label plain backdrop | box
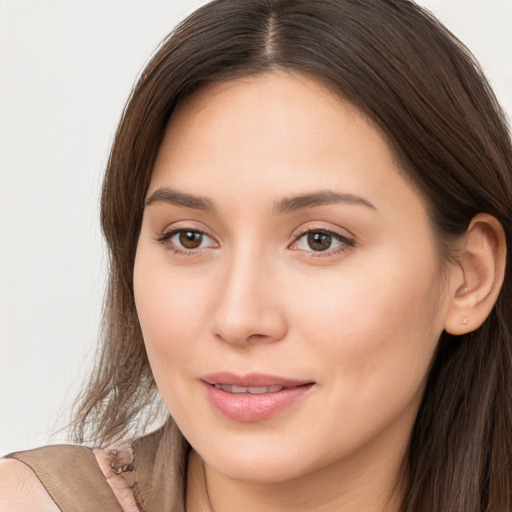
[1,0,511,455]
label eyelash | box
[156,227,355,257]
[290,228,355,257]
[156,228,216,256]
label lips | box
[202,372,316,422]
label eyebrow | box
[274,190,376,214]
[145,187,215,211]
[144,187,376,214]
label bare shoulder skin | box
[0,459,59,512]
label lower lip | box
[203,382,315,422]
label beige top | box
[5,427,185,512]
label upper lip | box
[202,372,313,388]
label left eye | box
[292,230,349,252]
[163,229,216,250]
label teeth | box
[232,385,249,394]
[214,384,284,394]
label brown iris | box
[307,231,333,251]
[179,230,203,249]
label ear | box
[444,213,507,335]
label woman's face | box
[134,72,456,483]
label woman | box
[1,0,511,511]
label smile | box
[202,373,316,422]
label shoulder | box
[0,458,59,511]
[0,444,123,512]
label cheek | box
[292,250,444,398]
[133,247,214,374]
[133,258,215,426]
[275,254,445,464]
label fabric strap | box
[6,422,187,512]
[8,445,122,512]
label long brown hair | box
[72,1,512,510]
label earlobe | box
[444,213,507,335]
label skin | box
[133,71,459,512]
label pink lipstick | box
[202,372,316,422]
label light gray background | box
[1,0,511,455]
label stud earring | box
[462,317,469,325]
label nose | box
[210,249,287,346]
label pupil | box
[179,230,202,249]
[307,232,332,251]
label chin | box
[192,432,332,484]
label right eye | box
[158,228,217,253]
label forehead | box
[152,72,395,186]
[147,71,429,229]
[167,72,380,146]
